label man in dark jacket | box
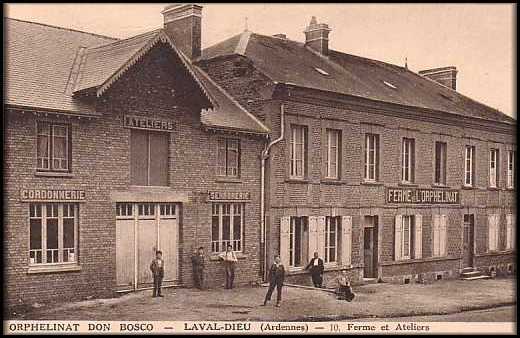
[150,250,165,297]
[191,247,205,290]
[304,252,324,288]
[262,255,285,307]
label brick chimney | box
[304,16,331,56]
[161,4,203,60]
[418,66,458,90]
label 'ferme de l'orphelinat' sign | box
[386,187,460,204]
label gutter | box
[260,102,285,281]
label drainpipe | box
[260,102,285,281]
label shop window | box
[434,142,447,185]
[489,148,499,188]
[325,129,341,179]
[211,203,244,253]
[401,138,415,184]
[130,129,169,186]
[217,138,240,177]
[29,203,78,265]
[36,122,71,172]
[290,125,307,179]
[364,134,379,182]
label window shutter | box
[512,215,516,249]
[488,214,496,251]
[432,215,440,257]
[394,215,402,261]
[308,216,318,261]
[341,216,352,267]
[280,217,291,268]
[506,214,512,250]
[414,214,423,259]
[317,216,326,259]
[440,215,447,256]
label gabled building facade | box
[197,16,516,286]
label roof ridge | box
[5,17,119,41]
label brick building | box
[4,5,269,310]
[3,4,516,311]
[198,15,517,285]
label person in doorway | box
[336,269,355,302]
[304,252,325,288]
[262,255,285,307]
[218,244,238,289]
[150,250,165,298]
[191,247,205,290]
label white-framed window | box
[402,215,413,259]
[464,145,475,186]
[211,203,243,253]
[217,138,240,177]
[130,129,169,186]
[487,213,500,252]
[432,214,448,257]
[394,214,422,260]
[507,150,515,189]
[489,148,499,188]
[326,129,341,179]
[289,216,308,267]
[29,203,78,265]
[290,125,307,179]
[37,122,71,172]
[506,214,515,250]
[401,138,415,183]
[434,142,447,185]
[365,134,379,181]
[325,216,339,263]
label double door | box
[116,203,178,290]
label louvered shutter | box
[488,214,496,251]
[414,214,423,259]
[433,215,440,257]
[440,214,448,256]
[317,216,326,259]
[512,215,516,249]
[280,217,291,268]
[394,215,403,261]
[341,216,352,267]
[308,216,318,261]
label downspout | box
[260,102,285,281]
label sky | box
[5,3,516,118]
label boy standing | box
[262,255,285,307]
[218,244,238,289]
[150,250,165,297]
[191,246,206,290]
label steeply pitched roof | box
[4,17,117,115]
[4,17,268,134]
[201,31,515,125]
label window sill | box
[215,177,243,184]
[34,171,74,178]
[461,185,476,190]
[285,178,310,184]
[27,263,81,274]
[431,183,450,189]
[380,255,460,266]
[506,187,515,191]
[488,186,500,191]
[476,250,516,257]
[320,179,346,185]
[361,180,384,186]
[209,252,249,262]
[398,182,418,187]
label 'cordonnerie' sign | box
[387,187,460,204]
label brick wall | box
[4,42,265,311]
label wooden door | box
[463,214,474,268]
[116,218,134,287]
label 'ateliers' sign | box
[387,187,460,204]
[20,189,86,202]
[124,115,175,132]
[207,191,251,202]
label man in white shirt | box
[218,244,238,289]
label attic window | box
[314,67,330,76]
[383,81,397,89]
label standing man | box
[304,252,324,288]
[191,247,205,290]
[262,255,285,307]
[150,250,164,298]
[218,244,238,289]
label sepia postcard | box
[2,3,516,335]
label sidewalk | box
[17,277,516,321]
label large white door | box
[116,202,179,290]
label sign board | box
[386,187,460,204]
[124,115,175,132]
[207,191,251,202]
[20,189,86,202]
